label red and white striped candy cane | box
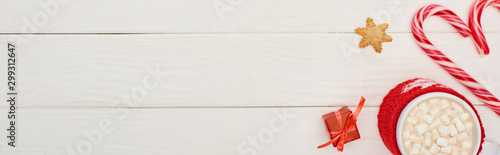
[412,4,500,115]
[469,0,500,56]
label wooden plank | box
[1,33,499,108]
[1,0,500,33]
[0,106,497,154]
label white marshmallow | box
[446,109,458,118]
[449,124,458,136]
[409,108,419,116]
[430,119,442,129]
[460,113,469,121]
[452,104,464,113]
[412,143,421,154]
[404,140,411,148]
[414,124,429,136]
[441,146,452,153]
[424,133,432,147]
[438,125,450,136]
[441,100,451,109]
[451,146,460,155]
[432,129,439,141]
[440,114,451,125]
[436,136,449,146]
[407,117,417,124]
[418,135,424,143]
[430,107,440,116]
[423,114,434,124]
[410,133,418,142]
[419,103,430,113]
[403,130,411,139]
[430,143,441,153]
[453,118,466,132]
[463,141,471,148]
[457,132,468,141]
[449,137,457,145]
[465,122,473,131]
[416,111,423,118]
[430,98,440,105]
[421,148,432,155]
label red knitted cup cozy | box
[377,78,485,155]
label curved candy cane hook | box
[412,4,500,116]
[469,0,500,56]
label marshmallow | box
[430,119,442,129]
[423,114,434,124]
[441,100,450,109]
[412,143,421,154]
[438,125,450,136]
[452,104,464,113]
[409,108,419,116]
[465,122,473,131]
[446,109,458,118]
[404,140,411,148]
[430,143,441,153]
[419,103,430,113]
[463,141,471,148]
[432,129,438,141]
[453,118,466,132]
[403,130,411,139]
[460,113,469,121]
[449,124,458,136]
[414,124,429,136]
[457,132,468,141]
[407,117,417,124]
[418,135,424,143]
[410,133,418,142]
[440,114,451,125]
[430,98,440,105]
[416,111,423,118]
[436,136,449,147]
[449,137,457,145]
[451,146,460,155]
[424,132,432,147]
[421,148,432,155]
[441,146,452,153]
[430,107,440,116]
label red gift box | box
[323,107,360,146]
[318,97,365,152]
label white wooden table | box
[1,0,499,154]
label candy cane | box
[412,4,500,115]
[469,0,500,56]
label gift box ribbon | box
[317,96,365,152]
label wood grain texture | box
[0,106,498,155]
[0,0,499,154]
[1,0,500,33]
[1,33,499,108]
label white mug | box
[395,92,500,155]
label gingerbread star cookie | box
[355,17,392,53]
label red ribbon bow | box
[317,96,365,152]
